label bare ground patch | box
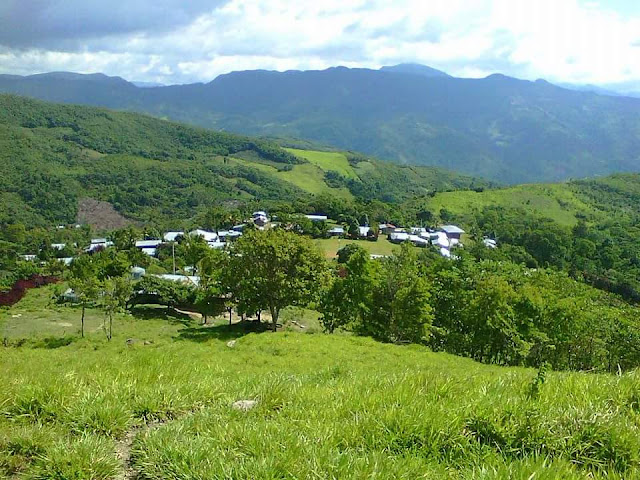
[77,198,133,232]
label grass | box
[2,287,640,478]
[285,148,358,179]
[426,183,598,227]
[315,235,399,258]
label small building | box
[232,224,247,232]
[51,243,66,251]
[430,232,450,249]
[358,226,370,238]
[389,232,410,244]
[153,274,200,287]
[306,214,328,222]
[408,234,429,247]
[209,241,225,249]
[164,231,184,242]
[135,240,162,249]
[328,226,344,237]
[483,238,497,249]
[410,227,427,235]
[440,225,465,240]
[378,224,397,235]
[188,229,218,243]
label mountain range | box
[0,65,639,184]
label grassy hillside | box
[2,286,640,478]
[0,95,484,229]
[2,68,639,183]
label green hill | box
[2,286,640,479]
[1,67,639,183]
[0,95,484,228]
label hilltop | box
[1,66,639,183]
[0,94,483,228]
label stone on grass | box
[232,399,258,411]
[226,340,236,348]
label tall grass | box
[1,288,640,478]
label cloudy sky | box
[0,0,638,88]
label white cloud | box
[0,0,637,86]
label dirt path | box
[113,407,204,479]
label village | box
[19,210,499,287]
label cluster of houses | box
[383,224,465,258]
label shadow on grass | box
[129,305,193,326]
[176,320,272,342]
[32,335,74,349]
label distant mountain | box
[558,81,640,99]
[132,81,166,88]
[0,66,639,184]
[379,63,450,78]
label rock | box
[226,340,236,348]
[125,338,135,345]
[232,399,258,411]
[143,340,153,345]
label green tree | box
[69,255,100,338]
[225,230,328,331]
[102,275,133,341]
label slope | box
[1,67,639,183]
[2,286,640,478]
[0,94,482,227]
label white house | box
[408,234,429,247]
[389,232,410,243]
[188,229,218,243]
[163,231,183,242]
[51,243,66,251]
[328,226,344,236]
[135,240,163,249]
[430,232,450,248]
[306,214,328,222]
[484,238,498,249]
[358,226,371,238]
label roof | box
[253,211,267,217]
[306,215,328,221]
[135,240,162,248]
[140,248,157,257]
[163,231,183,242]
[153,274,200,287]
[91,238,108,244]
[329,226,344,233]
[189,229,218,242]
[358,226,370,236]
[51,243,66,250]
[440,225,465,234]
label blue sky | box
[0,0,638,90]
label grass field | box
[285,148,358,179]
[315,235,399,258]
[425,183,597,227]
[2,287,640,479]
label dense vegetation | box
[0,94,482,229]
[1,67,639,183]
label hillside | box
[0,95,482,228]
[1,67,639,183]
[2,286,640,478]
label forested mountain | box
[0,94,482,228]
[1,66,639,183]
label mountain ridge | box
[1,66,639,183]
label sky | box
[0,0,638,89]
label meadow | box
[2,286,640,479]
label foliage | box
[224,230,329,329]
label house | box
[209,241,225,249]
[358,226,370,238]
[252,211,268,227]
[86,239,113,253]
[483,238,498,249]
[163,231,183,242]
[410,227,427,235]
[306,215,328,222]
[232,224,247,232]
[135,240,162,249]
[378,224,397,235]
[389,232,410,244]
[440,225,465,240]
[328,226,344,237]
[430,232,450,248]
[153,274,200,287]
[51,243,66,251]
[408,235,429,247]
[91,238,108,245]
[188,229,218,243]
[21,255,38,261]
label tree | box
[225,230,329,331]
[197,249,228,324]
[69,255,100,338]
[102,275,133,341]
